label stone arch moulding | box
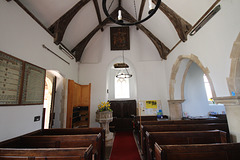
[227,32,240,96]
[169,54,217,101]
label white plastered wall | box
[78,26,169,127]
[166,0,240,98]
[0,1,78,141]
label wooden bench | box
[34,128,105,136]
[0,129,104,160]
[10,134,100,160]
[136,119,227,143]
[35,128,105,160]
[28,128,105,160]
[140,123,229,157]
[133,115,168,134]
[146,130,227,160]
[0,144,93,160]
[154,142,240,160]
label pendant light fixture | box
[114,51,132,78]
[102,0,162,26]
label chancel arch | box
[169,54,216,101]
[168,54,217,119]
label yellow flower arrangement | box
[97,101,112,112]
[209,98,215,104]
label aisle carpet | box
[109,131,141,160]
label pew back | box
[36,128,104,136]
[0,145,93,160]
[22,134,100,160]
[0,134,101,160]
[155,142,240,160]
[21,134,100,147]
[136,119,227,144]
[146,130,227,160]
[141,123,229,157]
[34,128,105,160]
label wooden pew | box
[133,115,168,134]
[140,123,229,157]
[0,144,93,160]
[0,133,103,160]
[34,128,105,136]
[29,128,105,160]
[19,134,101,160]
[146,130,227,160]
[136,119,227,143]
[37,128,105,160]
[154,142,240,160]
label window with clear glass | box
[115,77,130,99]
[203,74,213,102]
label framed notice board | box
[0,52,23,105]
[0,51,46,106]
[21,62,46,105]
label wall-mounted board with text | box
[0,51,46,106]
[137,100,162,116]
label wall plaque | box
[0,51,46,106]
[0,51,23,105]
[21,62,46,105]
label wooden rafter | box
[93,0,104,31]
[153,0,192,42]
[73,7,170,61]
[121,7,170,59]
[72,11,116,62]
[71,19,111,61]
[48,0,91,45]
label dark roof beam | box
[49,0,91,45]
[153,0,192,42]
[73,7,170,62]
[120,6,170,59]
[72,12,115,62]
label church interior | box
[1,0,240,159]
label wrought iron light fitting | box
[102,0,162,26]
[114,51,132,78]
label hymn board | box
[0,51,46,105]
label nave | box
[1,115,240,160]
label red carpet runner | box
[110,131,141,160]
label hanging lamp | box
[114,51,132,78]
[102,0,162,26]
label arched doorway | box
[43,72,56,129]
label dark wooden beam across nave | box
[6,0,192,62]
[48,0,91,45]
[73,6,170,61]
